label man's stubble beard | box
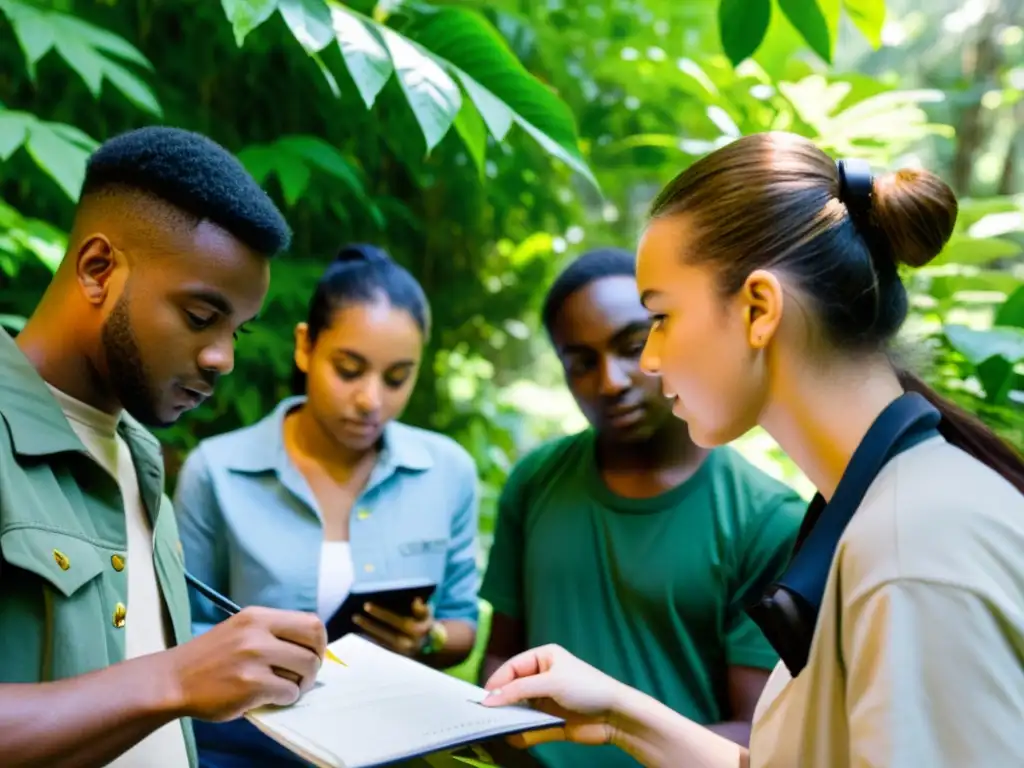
[100,290,169,428]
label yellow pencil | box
[184,571,348,667]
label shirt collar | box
[0,328,97,457]
[0,329,162,461]
[223,396,433,474]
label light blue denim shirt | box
[173,396,480,635]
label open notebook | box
[245,634,564,768]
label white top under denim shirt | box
[173,396,481,636]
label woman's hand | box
[480,644,631,748]
[354,597,434,657]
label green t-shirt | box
[480,430,805,768]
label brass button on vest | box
[52,550,70,571]
[112,602,127,629]
[111,554,125,572]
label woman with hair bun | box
[480,133,1024,768]
[175,244,480,767]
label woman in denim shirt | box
[174,244,480,767]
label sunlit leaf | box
[453,95,488,179]
[931,235,1020,267]
[778,0,832,63]
[405,7,593,186]
[378,25,462,153]
[842,0,886,48]
[221,0,278,46]
[718,0,771,66]
[944,324,1024,403]
[944,325,1024,366]
[278,0,334,52]
[329,2,393,108]
[996,286,1024,330]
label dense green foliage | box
[1,0,1022,542]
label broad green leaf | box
[944,325,1024,366]
[0,1,55,78]
[453,96,488,179]
[405,8,593,186]
[944,325,1024,404]
[221,0,279,46]
[0,111,98,200]
[237,145,277,184]
[778,0,832,63]
[0,199,66,272]
[24,120,95,200]
[456,72,513,142]
[718,0,771,66]
[842,0,886,48]
[996,285,1024,329]
[0,4,160,114]
[329,3,393,108]
[0,112,28,160]
[378,25,461,153]
[51,13,152,70]
[100,60,164,117]
[931,235,1020,267]
[928,273,1024,301]
[53,36,105,95]
[275,135,367,196]
[275,155,312,207]
[278,0,334,53]
[239,136,370,206]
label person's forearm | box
[0,654,181,767]
[708,721,752,747]
[422,619,475,669]
[610,686,747,768]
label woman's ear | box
[741,269,784,350]
[293,322,311,373]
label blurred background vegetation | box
[1,0,1022,559]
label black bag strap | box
[747,393,942,677]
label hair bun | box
[871,168,958,269]
[333,243,393,266]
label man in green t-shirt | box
[479,248,805,768]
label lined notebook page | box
[246,635,562,768]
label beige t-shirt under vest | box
[49,386,190,768]
[749,435,1024,767]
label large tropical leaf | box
[217,0,595,186]
[403,7,594,186]
[0,0,161,117]
[238,134,372,207]
[0,110,99,200]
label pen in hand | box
[184,571,346,666]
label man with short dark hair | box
[480,248,805,768]
[0,126,327,767]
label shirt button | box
[52,550,70,571]
[111,554,125,572]
[357,508,371,521]
[112,602,127,629]
[363,563,375,573]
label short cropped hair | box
[82,126,292,255]
[541,247,637,334]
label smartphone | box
[325,577,437,642]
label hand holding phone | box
[324,578,438,654]
[355,595,434,656]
